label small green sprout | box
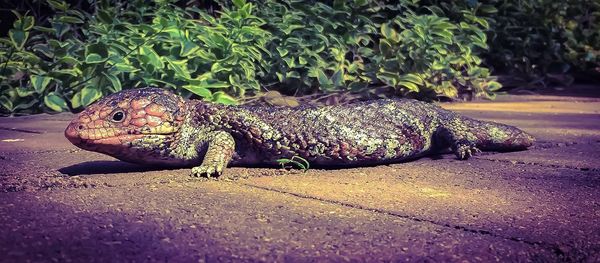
[276,156,310,172]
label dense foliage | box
[0,0,498,115]
[4,0,598,115]
[486,0,600,83]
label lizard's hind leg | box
[435,115,535,160]
[435,118,481,160]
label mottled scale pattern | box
[65,88,535,177]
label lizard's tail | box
[463,118,535,151]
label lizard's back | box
[207,99,532,166]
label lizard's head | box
[65,87,187,161]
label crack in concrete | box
[0,149,79,156]
[235,182,574,259]
[474,156,599,172]
[0,127,44,134]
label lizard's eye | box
[111,110,125,122]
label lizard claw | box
[454,141,480,160]
[191,165,223,178]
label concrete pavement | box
[1,95,599,262]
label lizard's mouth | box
[65,122,173,148]
[68,133,173,157]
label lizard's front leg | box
[191,131,235,178]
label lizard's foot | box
[191,165,223,178]
[453,140,481,160]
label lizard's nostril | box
[78,125,84,130]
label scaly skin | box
[65,88,535,177]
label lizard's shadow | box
[59,152,454,176]
[59,161,179,176]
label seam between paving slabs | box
[233,181,572,258]
[473,140,600,172]
[474,157,599,172]
[0,127,44,134]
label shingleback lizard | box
[65,87,535,177]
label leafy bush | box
[447,0,600,83]
[0,0,270,114]
[256,0,498,99]
[0,0,497,115]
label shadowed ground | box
[0,94,599,262]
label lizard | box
[64,87,535,177]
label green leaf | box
[298,56,307,65]
[282,24,305,35]
[102,72,122,92]
[17,51,41,64]
[113,63,138,72]
[378,39,392,56]
[50,69,80,77]
[398,81,419,92]
[276,47,289,57]
[358,47,374,57]
[140,45,164,69]
[377,71,399,87]
[195,80,230,89]
[9,29,28,50]
[348,82,368,91]
[47,0,69,11]
[232,0,246,8]
[381,23,399,43]
[180,40,199,57]
[14,16,35,31]
[10,10,22,20]
[183,85,212,99]
[16,87,36,97]
[165,58,191,79]
[353,0,368,6]
[432,30,453,42]
[282,57,295,68]
[33,26,56,34]
[314,24,324,33]
[44,92,68,112]
[276,156,310,172]
[79,86,103,107]
[58,15,84,24]
[85,53,105,63]
[59,56,78,65]
[316,69,331,86]
[30,75,53,93]
[399,73,422,85]
[212,92,237,105]
[479,5,498,14]
[13,99,39,111]
[331,69,344,87]
[97,10,113,24]
[86,43,109,59]
[31,44,54,58]
[487,81,502,91]
[0,96,13,111]
[286,71,301,79]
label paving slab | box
[1,182,562,262]
[477,142,600,171]
[1,96,599,261]
[450,111,600,144]
[443,99,600,114]
[0,113,74,153]
[238,159,600,256]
